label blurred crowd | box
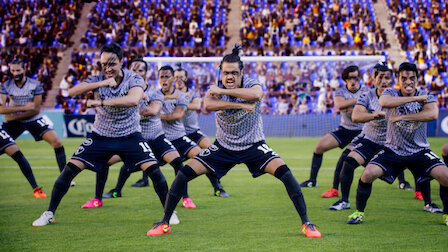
[0,0,82,47]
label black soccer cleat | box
[300,179,318,188]
[102,189,122,199]
[131,179,150,187]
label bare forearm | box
[6,110,39,121]
[140,105,161,116]
[204,98,245,111]
[220,88,262,101]
[0,106,31,114]
[399,110,438,122]
[160,112,183,121]
[379,96,417,108]
[335,98,357,110]
[103,96,140,107]
[352,111,375,123]
[69,81,104,96]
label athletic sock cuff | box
[345,156,360,168]
[67,162,82,173]
[144,163,160,175]
[11,151,24,162]
[359,179,372,188]
[274,165,290,179]
[181,165,198,180]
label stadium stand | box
[84,0,229,50]
[0,0,83,47]
[240,0,387,52]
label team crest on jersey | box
[209,144,218,151]
[83,138,93,146]
[75,146,85,155]
[199,148,211,157]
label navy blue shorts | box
[194,140,281,179]
[352,138,383,166]
[330,126,362,149]
[369,148,445,184]
[187,129,207,144]
[348,133,364,147]
[71,132,157,173]
[1,117,52,141]
[147,134,177,165]
[171,136,198,160]
[0,129,16,154]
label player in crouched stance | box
[147,46,321,238]
[347,62,448,226]
[32,44,169,227]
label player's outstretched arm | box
[204,91,255,113]
[379,94,428,108]
[389,102,438,123]
[87,86,143,108]
[352,104,385,123]
[208,85,263,101]
[3,94,41,121]
[140,100,162,117]
[160,105,187,121]
[69,78,117,97]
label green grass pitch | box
[0,137,447,251]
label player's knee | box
[361,167,380,183]
[51,139,63,149]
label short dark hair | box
[398,62,418,78]
[174,63,188,78]
[10,58,25,68]
[174,68,188,78]
[159,65,174,75]
[374,65,393,78]
[129,58,148,72]
[220,44,243,70]
[341,65,359,81]
[100,43,123,60]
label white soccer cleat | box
[169,211,180,225]
[329,200,351,211]
[32,211,55,227]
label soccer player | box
[346,62,448,226]
[157,65,203,209]
[300,65,368,197]
[0,97,46,198]
[32,43,170,226]
[330,65,441,213]
[99,61,191,213]
[147,46,321,238]
[174,67,230,197]
[0,59,67,180]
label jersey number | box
[0,130,11,139]
[257,144,278,156]
[424,151,440,160]
[139,142,152,152]
[37,118,48,127]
